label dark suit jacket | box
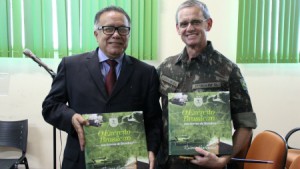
[42,48,162,169]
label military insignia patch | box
[192,82,221,90]
[161,75,179,87]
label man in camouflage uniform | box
[155,0,257,169]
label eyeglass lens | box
[101,26,130,35]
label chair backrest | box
[285,127,300,169]
[244,130,287,169]
[285,127,300,149]
[0,119,28,154]
[289,155,300,169]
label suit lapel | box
[85,50,108,97]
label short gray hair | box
[94,6,131,30]
[175,0,211,24]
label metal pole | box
[54,127,56,169]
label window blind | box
[0,0,158,60]
[237,0,300,63]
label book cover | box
[83,111,149,169]
[168,91,232,156]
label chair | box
[0,119,29,169]
[285,127,300,169]
[289,155,300,169]
[243,130,287,169]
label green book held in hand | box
[168,91,233,156]
[83,111,149,169]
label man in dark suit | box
[42,6,162,169]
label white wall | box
[0,0,299,168]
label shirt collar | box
[98,48,124,65]
[175,41,214,65]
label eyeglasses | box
[178,19,207,28]
[97,26,130,35]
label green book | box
[83,111,149,169]
[168,91,232,156]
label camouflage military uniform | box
[155,41,257,169]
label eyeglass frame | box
[178,19,208,29]
[97,26,131,35]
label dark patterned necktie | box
[105,60,118,95]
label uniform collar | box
[175,41,214,65]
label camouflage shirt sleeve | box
[229,66,257,129]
